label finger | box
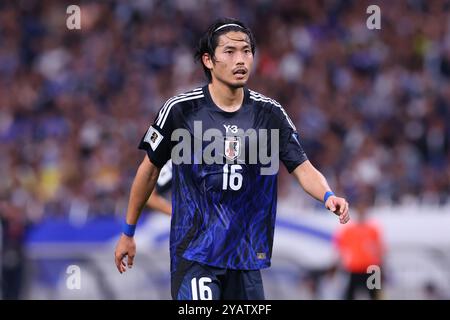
[340,210,350,224]
[341,204,348,218]
[115,254,124,273]
[127,254,135,268]
[340,201,346,214]
[343,202,349,216]
[327,200,336,212]
[339,201,347,215]
[117,252,128,273]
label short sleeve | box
[138,102,176,168]
[275,106,308,173]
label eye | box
[244,49,251,54]
[225,51,233,54]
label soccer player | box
[114,18,350,300]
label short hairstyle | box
[194,17,256,82]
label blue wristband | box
[323,191,335,204]
[123,222,136,237]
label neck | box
[208,81,244,112]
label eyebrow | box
[221,44,251,50]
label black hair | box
[194,17,256,82]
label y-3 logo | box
[223,124,238,133]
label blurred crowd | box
[1,0,449,224]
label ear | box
[202,53,214,70]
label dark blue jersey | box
[155,159,172,195]
[139,85,307,271]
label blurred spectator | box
[334,195,384,300]
[422,281,447,300]
[300,264,347,300]
[0,199,28,299]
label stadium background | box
[0,0,449,299]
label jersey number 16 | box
[222,164,242,190]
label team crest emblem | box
[224,136,241,161]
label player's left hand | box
[325,196,350,224]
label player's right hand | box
[114,234,136,273]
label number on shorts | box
[191,277,212,300]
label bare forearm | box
[292,160,332,202]
[126,156,160,225]
[293,160,350,223]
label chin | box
[229,80,247,89]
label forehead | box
[216,31,251,47]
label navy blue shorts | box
[171,257,265,300]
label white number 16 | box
[222,164,243,190]
[191,277,212,300]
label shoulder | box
[248,89,296,130]
[248,89,283,108]
[155,87,204,127]
[163,87,205,110]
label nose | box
[235,51,247,65]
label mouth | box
[233,68,248,77]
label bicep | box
[139,155,161,183]
[291,160,314,181]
